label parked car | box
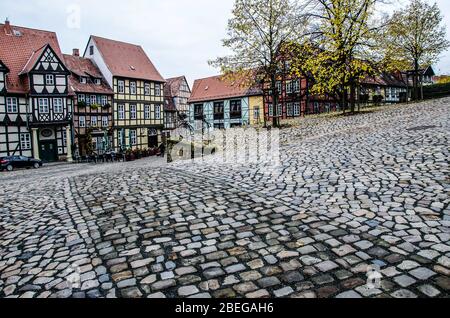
[0,156,43,172]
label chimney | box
[4,18,12,35]
[73,48,80,57]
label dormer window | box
[94,78,101,85]
[80,77,87,84]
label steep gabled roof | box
[87,35,165,83]
[0,22,64,93]
[63,54,114,95]
[164,76,190,97]
[189,74,262,103]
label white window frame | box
[20,133,31,150]
[102,116,109,127]
[95,79,101,85]
[287,103,293,116]
[268,104,273,117]
[118,104,125,120]
[130,81,137,95]
[118,80,125,94]
[155,104,161,120]
[130,104,137,120]
[78,94,85,102]
[144,83,151,96]
[6,97,18,113]
[130,129,137,146]
[294,103,300,116]
[91,116,98,127]
[253,106,260,121]
[101,96,108,106]
[80,77,87,84]
[155,84,161,97]
[90,95,97,106]
[53,98,63,113]
[277,104,282,117]
[286,81,293,94]
[144,104,150,119]
[45,74,55,85]
[293,80,300,93]
[79,116,86,128]
[38,98,49,113]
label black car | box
[0,156,43,172]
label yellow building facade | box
[249,95,264,126]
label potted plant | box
[78,101,87,108]
[103,103,111,109]
[91,103,100,110]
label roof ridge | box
[91,35,141,48]
[0,23,57,35]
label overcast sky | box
[1,0,449,86]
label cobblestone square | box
[0,99,449,298]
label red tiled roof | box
[0,23,64,93]
[164,76,189,112]
[189,74,262,103]
[63,54,114,95]
[90,36,165,83]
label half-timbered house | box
[163,76,191,136]
[0,20,73,162]
[64,50,114,157]
[188,75,263,132]
[83,36,165,151]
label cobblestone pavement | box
[0,99,449,298]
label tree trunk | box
[271,74,279,128]
[413,59,419,101]
[350,82,356,114]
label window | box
[89,45,94,55]
[91,116,98,127]
[38,98,49,113]
[90,95,97,106]
[214,101,224,120]
[45,74,54,85]
[268,104,273,117]
[194,104,203,119]
[102,116,109,127]
[155,104,161,120]
[144,83,150,96]
[130,82,137,95]
[130,129,137,146]
[63,131,67,146]
[20,133,31,150]
[294,103,300,116]
[276,81,282,94]
[79,116,86,127]
[118,80,125,94]
[78,94,85,102]
[293,80,300,92]
[286,81,293,94]
[230,100,242,119]
[277,104,282,117]
[287,103,293,116]
[95,79,101,85]
[53,98,63,113]
[155,84,161,96]
[144,105,150,119]
[101,96,108,106]
[253,107,260,121]
[80,77,87,84]
[118,104,125,120]
[130,105,137,120]
[6,97,18,113]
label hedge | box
[423,82,450,99]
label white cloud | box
[1,0,449,87]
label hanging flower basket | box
[90,103,101,110]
